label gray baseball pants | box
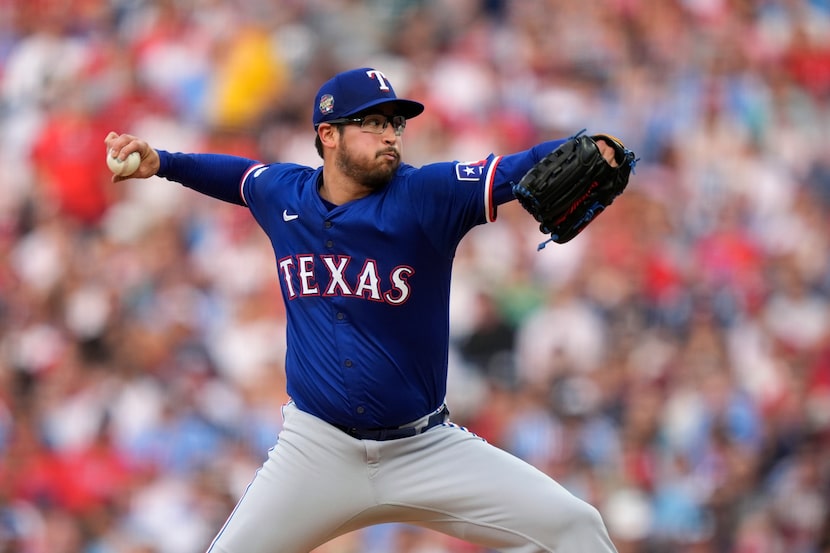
[206,402,618,553]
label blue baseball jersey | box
[157,139,565,428]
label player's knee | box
[547,497,610,543]
[570,501,607,534]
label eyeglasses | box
[326,114,407,136]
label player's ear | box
[317,123,340,150]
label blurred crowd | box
[1,0,830,552]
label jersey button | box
[344,359,353,367]
[356,406,365,414]
[336,312,345,320]
[324,221,332,229]
[325,240,333,248]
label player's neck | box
[319,168,372,206]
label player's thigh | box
[207,404,374,553]
[379,426,613,552]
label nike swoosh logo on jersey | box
[283,210,299,222]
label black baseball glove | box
[512,131,637,249]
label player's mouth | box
[378,149,399,162]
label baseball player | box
[105,67,621,553]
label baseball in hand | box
[107,151,141,176]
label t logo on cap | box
[366,70,391,91]
[313,68,424,129]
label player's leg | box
[205,402,377,553]
[374,424,618,553]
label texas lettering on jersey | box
[277,254,414,305]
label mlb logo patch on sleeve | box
[455,160,487,182]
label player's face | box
[334,111,402,192]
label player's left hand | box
[512,131,637,247]
[594,138,620,167]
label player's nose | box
[381,125,398,141]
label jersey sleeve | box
[415,138,569,215]
[405,139,568,256]
[406,156,499,251]
[156,150,259,206]
[239,162,314,210]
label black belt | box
[334,405,449,441]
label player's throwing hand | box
[103,132,159,183]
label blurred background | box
[0,0,829,552]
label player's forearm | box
[156,150,258,206]
[491,139,567,205]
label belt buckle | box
[414,404,448,435]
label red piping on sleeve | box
[483,156,502,222]
[239,163,266,206]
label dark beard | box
[336,142,399,192]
